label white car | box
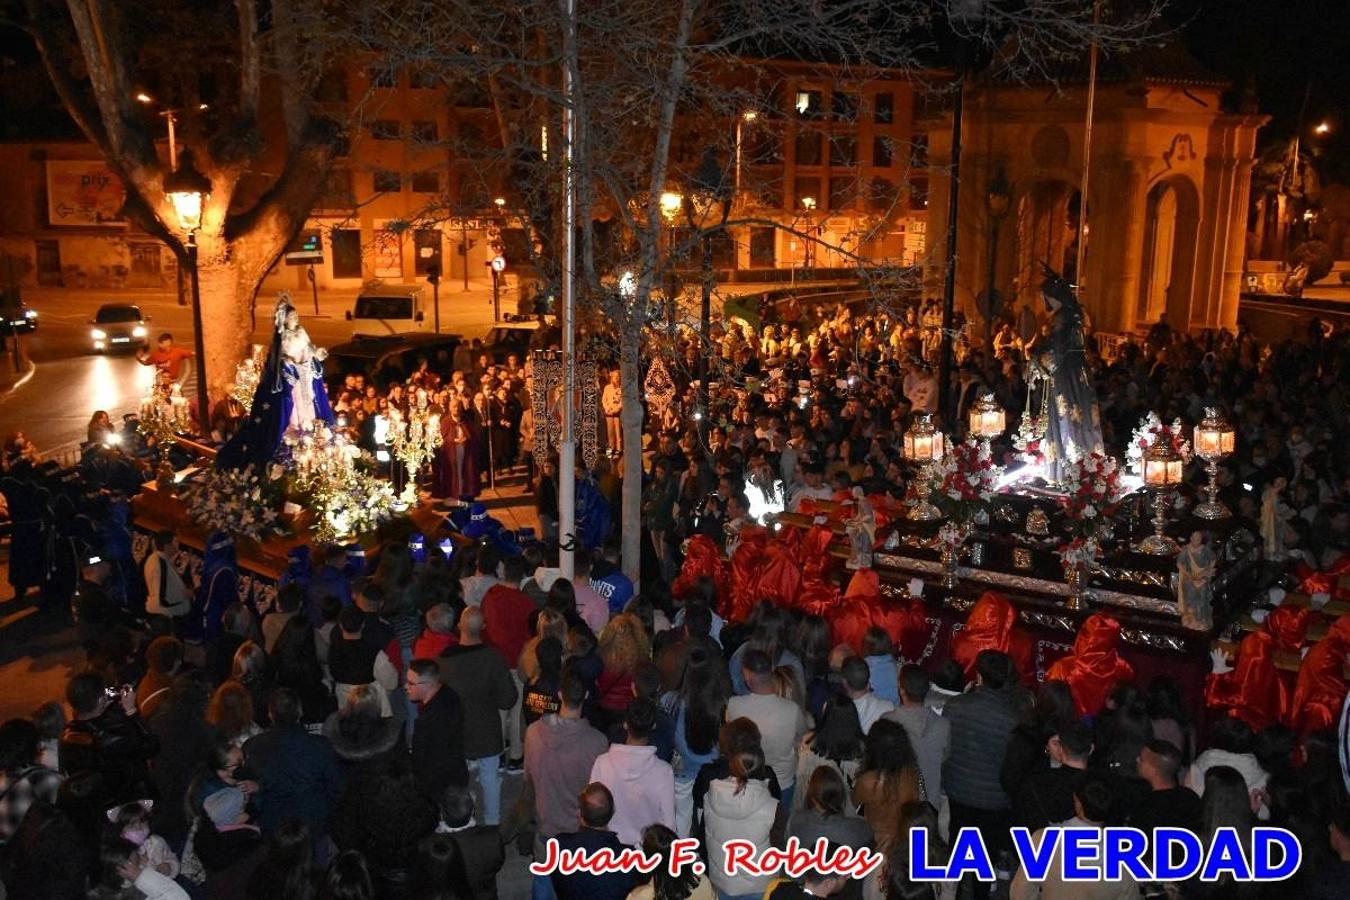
[90,304,151,353]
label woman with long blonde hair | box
[595,613,652,727]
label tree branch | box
[236,0,261,122]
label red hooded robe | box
[1288,614,1350,734]
[949,592,1034,684]
[1045,613,1136,717]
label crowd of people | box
[1,528,1348,900]
[2,295,1350,899]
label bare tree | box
[20,0,345,399]
[340,0,1164,583]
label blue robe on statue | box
[216,323,335,472]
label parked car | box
[90,304,150,353]
[481,315,553,364]
[0,302,38,334]
[325,332,463,387]
[345,289,427,337]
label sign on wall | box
[46,160,128,227]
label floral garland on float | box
[283,422,401,545]
[1055,452,1126,609]
[1126,412,1192,475]
[182,465,287,544]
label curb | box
[0,361,35,397]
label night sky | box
[1170,0,1350,178]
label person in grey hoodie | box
[588,697,674,846]
[523,671,609,864]
[884,665,951,813]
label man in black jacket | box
[241,688,342,837]
[550,783,639,900]
[58,671,159,809]
[406,657,469,794]
[439,784,505,900]
[439,606,516,826]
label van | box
[345,289,426,337]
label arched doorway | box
[1015,179,1083,308]
[1137,176,1200,327]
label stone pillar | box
[1219,158,1256,330]
[1104,158,1150,335]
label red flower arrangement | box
[932,437,1002,524]
[1058,452,1125,541]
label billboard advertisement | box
[46,159,127,227]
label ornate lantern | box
[902,414,946,521]
[968,392,1006,452]
[1138,441,1183,554]
[1192,408,1235,520]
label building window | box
[873,92,894,124]
[744,130,781,165]
[319,169,354,209]
[911,133,928,168]
[829,176,856,210]
[411,121,439,143]
[316,70,348,103]
[458,122,488,157]
[869,177,898,211]
[794,131,822,167]
[369,120,401,141]
[829,136,856,167]
[872,136,893,168]
[373,169,401,193]
[832,91,857,122]
[793,176,822,210]
[409,68,440,90]
[333,131,351,158]
[367,67,398,89]
[749,227,776,268]
[909,176,928,209]
[794,89,823,119]
[410,170,441,193]
[331,229,363,278]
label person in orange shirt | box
[136,332,194,381]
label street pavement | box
[0,279,512,452]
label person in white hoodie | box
[589,696,674,846]
[705,745,781,900]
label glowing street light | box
[1314,121,1331,135]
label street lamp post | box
[734,110,757,194]
[686,148,733,442]
[164,150,212,435]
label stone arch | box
[1138,174,1201,327]
[1015,178,1084,309]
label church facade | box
[925,48,1267,338]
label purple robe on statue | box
[434,416,480,499]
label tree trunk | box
[195,234,273,403]
[619,320,644,586]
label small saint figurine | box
[845,486,877,570]
[1261,476,1294,562]
[1175,530,1217,631]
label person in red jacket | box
[412,604,458,661]
[481,555,535,768]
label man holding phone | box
[59,671,160,809]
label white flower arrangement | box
[1127,412,1193,474]
[937,522,968,548]
[1057,537,1101,568]
[183,466,286,543]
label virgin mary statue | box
[1027,265,1103,482]
[216,293,335,471]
